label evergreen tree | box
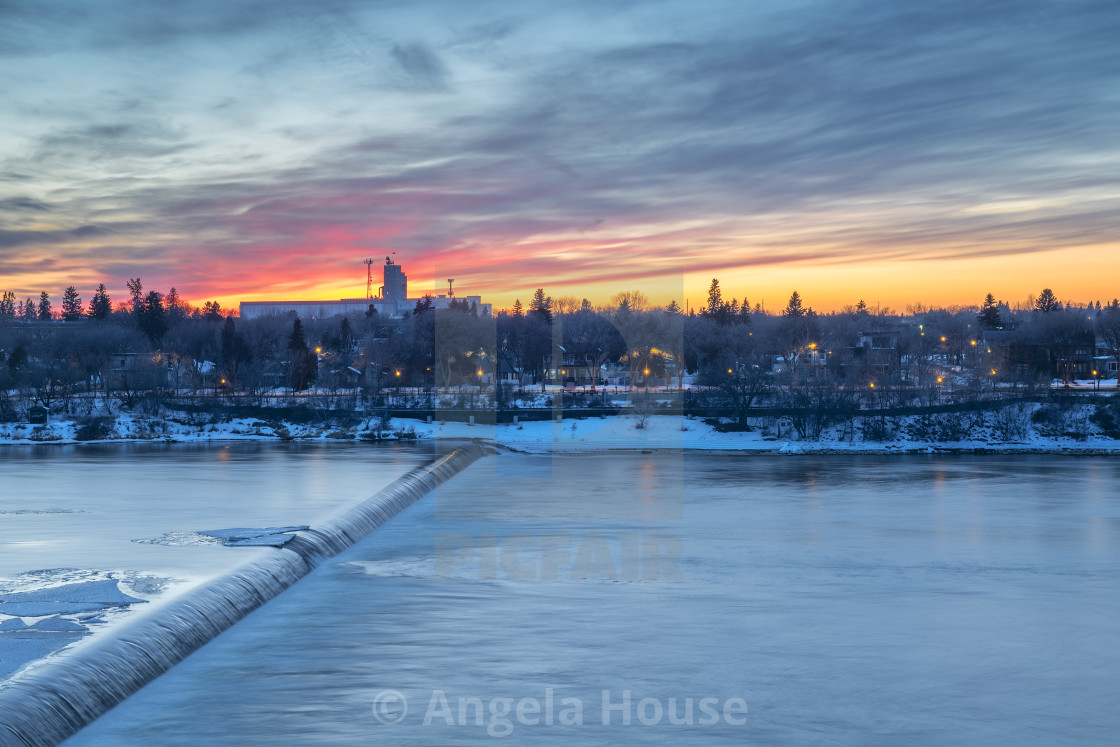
[339,317,353,351]
[21,298,36,321]
[706,279,722,317]
[529,288,552,323]
[138,290,167,343]
[580,298,593,312]
[166,287,187,321]
[288,317,308,352]
[7,343,26,371]
[413,295,433,314]
[0,291,15,318]
[783,291,806,317]
[88,284,112,320]
[1034,288,1061,313]
[202,301,223,320]
[978,293,1002,329]
[287,318,316,390]
[61,286,83,321]
[126,278,144,314]
[37,291,52,320]
[511,299,524,317]
[855,299,868,315]
[665,299,682,315]
[220,316,238,363]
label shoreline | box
[2,412,1118,456]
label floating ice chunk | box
[133,531,223,547]
[224,534,299,547]
[30,618,88,633]
[198,526,308,542]
[0,579,145,607]
[0,580,147,616]
[0,602,105,616]
[0,618,29,631]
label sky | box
[2,0,1119,314]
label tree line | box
[2,277,1119,428]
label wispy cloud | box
[1,0,1118,304]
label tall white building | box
[239,257,490,319]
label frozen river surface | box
[36,451,1120,745]
[0,442,432,679]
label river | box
[49,450,1120,745]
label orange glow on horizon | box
[9,240,1117,316]
[209,241,1119,314]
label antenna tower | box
[448,279,455,298]
[364,258,374,299]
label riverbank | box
[2,407,1118,454]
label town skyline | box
[2,264,1116,320]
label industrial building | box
[239,257,491,320]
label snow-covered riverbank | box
[2,404,1118,454]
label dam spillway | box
[0,443,489,747]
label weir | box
[0,442,489,747]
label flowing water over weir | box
[0,443,489,747]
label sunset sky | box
[2,0,1119,314]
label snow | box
[1,398,1117,454]
[403,410,1120,455]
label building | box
[239,257,491,320]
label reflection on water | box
[66,454,1120,746]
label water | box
[50,454,1120,744]
[0,444,486,746]
[0,442,434,687]
[0,442,434,582]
